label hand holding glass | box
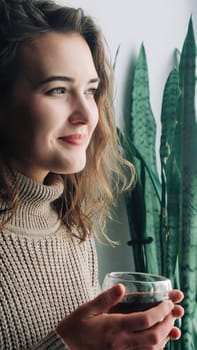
[102,272,172,313]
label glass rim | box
[106,272,171,284]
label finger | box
[120,300,174,332]
[123,313,174,349]
[169,290,184,303]
[169,326,181,340]
[78,283,125,317]
[172,304,184,318]
[134,339,168,350]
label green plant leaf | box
[159,68,181,277]
[113,45,121,71]
[118,129,161,202]
[177,17,197,349]
[130,44,158,172]
[160,68,180,162]
[129,44,161,274]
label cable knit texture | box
[0,172,100,349]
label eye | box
[46,87,68,95]
[85,88,98,96]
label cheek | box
[27,98,67,133]
[16,99,58,138]
[91,104,99,130]
[87,117,98,147]
[1,101,51,152]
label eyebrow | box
[36,75,100,86]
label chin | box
[60,159,87,175]
[72,164,86,174]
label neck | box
[0,171,64,238]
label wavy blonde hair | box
[0,0,136,240]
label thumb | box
[81,284,125,317]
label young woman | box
[0,0,184,349]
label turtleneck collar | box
[1,171,65,238]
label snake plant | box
[119,18,197,349]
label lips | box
[59,134,84,146]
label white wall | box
[58,0,197,283]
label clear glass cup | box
[102,272,172,313]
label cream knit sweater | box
[0,172,100,349]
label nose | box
[68,93,98,125]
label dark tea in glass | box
[102,272,172,313]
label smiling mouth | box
[58,134,84,146]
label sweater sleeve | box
[31,331,70,350]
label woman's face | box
[0,32,99,183]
